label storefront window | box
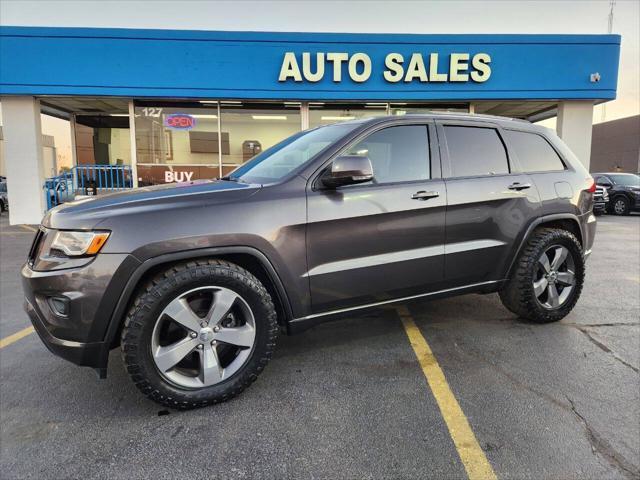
[134,103,220,185]
[219,102,301,177]
[75,115,130,166]
[308,103,388,128]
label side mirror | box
[321,155,373,189]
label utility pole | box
[602,0,616,123]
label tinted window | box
[504,130,565,172]
[609,174,640,186]
[444,126,509,177]
[345,125,430,183]
[230,123,359,184]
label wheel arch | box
[101,246,293,358]
[505,213,584,280]
[610,193,630,210]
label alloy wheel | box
[614,199,627,215]
[533,245,576,309]
[151,286,256,389]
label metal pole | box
[217,102,223,179]
[602,0,616,123]
[128,100,139,187]
[301,102,310,130]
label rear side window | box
[444,126,509,177]
[504,130,565,172]
[345,125,430,184]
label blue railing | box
[74,165,133,193]
[44,164,133,210]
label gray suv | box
[22,114,597,408]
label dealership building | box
[0,27,621,224]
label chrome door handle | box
[411,190,440,200]
[508,182,532,191]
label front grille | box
[27,228,45,267]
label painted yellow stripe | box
[0,326,35,349]
[19,224,38,233]
[397,306,497,480]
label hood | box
[43,179,260,230]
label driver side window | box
[345,125,430,184]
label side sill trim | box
[291,280,500,323]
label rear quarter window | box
[504,130,565,172]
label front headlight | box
[50,230,110,256]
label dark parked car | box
[22,114,597,408]
[593,173,640,215]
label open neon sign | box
[164,114,196,130]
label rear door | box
[306,122,447,314]
[437,120,541,286]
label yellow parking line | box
[0,326,35,349]
[397,305,497,480]
[19,224,37,233]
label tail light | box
[586,178,597,193]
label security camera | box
[590,72,601,83]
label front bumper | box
[593,201,608,213]
[21,253,140,369]
[24,297,105,368]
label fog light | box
[48,296,70,317]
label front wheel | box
[499,228,585,323]
[121,259,278,409]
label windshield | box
[228,123,359,184]
[610,174,640,186]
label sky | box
[1,0,639,167]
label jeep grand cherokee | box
[22,114,597,408]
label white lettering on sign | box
[165,171,194,183]
[278,52,491,83]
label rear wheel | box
[611,196,630,215]
[499,228,584,323]
[121,259,278,409]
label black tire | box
[121,259,278,409]
[610,196,630,216]
[499,228,585,323]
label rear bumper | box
[583,213,597,259]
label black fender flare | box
[504,213,584,281]
[98,246,293,368]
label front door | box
[306,123,447,314]
[437,121,542,286]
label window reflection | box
[220,102,301,177]
[134,104,220,185]
[309,103,387,128]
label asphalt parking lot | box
[1,213,639,480]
